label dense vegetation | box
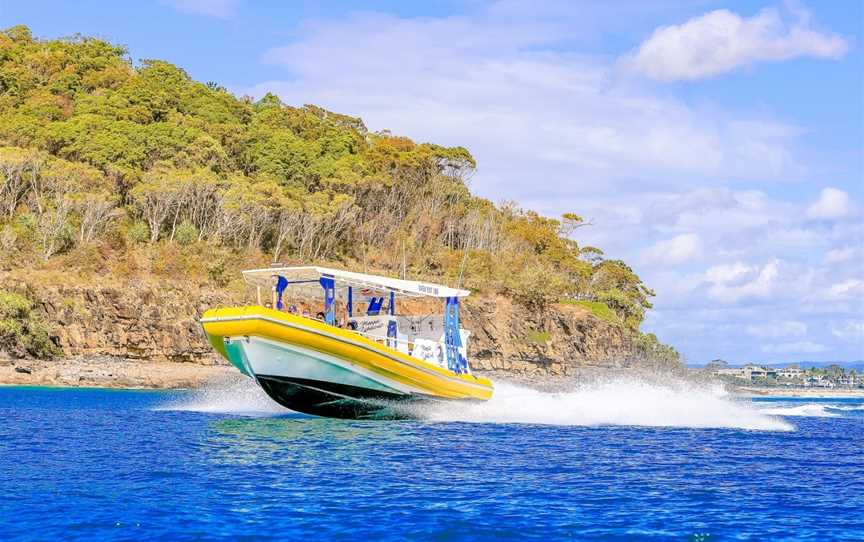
[0,26,677,362]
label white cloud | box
[832,321,864,341]
[644,233,701,264]
[620,6,848,81]
[826,279,864,300]
[160,0,238,18]
[704,261,757,286]
[245,4,861,364]
[824,246,858,264]
[250,9,804,198]
[763,341,828,354]
[806,187,853,220]
[747,321,808,338]
[704,260,779,303]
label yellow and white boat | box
[200,266,493,419]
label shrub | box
[0,290,60,359]
[174,220,199,246]
[527,330,550,344]
[504,260,568,311]
[633,332,681,368]
[564,300,620,325]
[127,221,150,244]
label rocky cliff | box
[1,279,672,382]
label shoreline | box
[0,357,235,390]
[734,386,864,398]
[2,358,863,398]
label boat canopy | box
[242,266,471,299]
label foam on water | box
[757,404,841,418]
[156,376,291,416]
[158,374,793,431]
[421,379,793,431]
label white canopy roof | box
[242,266,470,298]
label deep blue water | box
[1,385,863,541]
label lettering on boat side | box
[418,284,439,295]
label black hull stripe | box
[257,375,429,420]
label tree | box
[0,25,675,351]
[130,170,183,242]
[0,147,44,218]
[41,158,117,244]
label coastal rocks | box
[3,280,676,383]
[462,296,658,377]
[0,356,235,389]
[30,284,235,364]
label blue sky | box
[1,0,862,364]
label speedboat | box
[200,266,494,419]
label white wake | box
[422,380,793,431]
[156,375,291,416]
[157,374,793,431]
[757,403,842,418]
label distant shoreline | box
[3,358,864,398]
[734,386,864,398]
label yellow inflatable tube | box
[201,306,493,401]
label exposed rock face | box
[30,284,236,364]
[6,283,669,379]
[463,297,650,377]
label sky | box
[1,0,862,364]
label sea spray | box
[156,375,291,416]
[421,378,794,431]
[157,373,794,430]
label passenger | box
[288,304,298,314]
[315,311,326,322]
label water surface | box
[1,381,862,540]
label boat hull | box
[256,375,422,419]
[200,306,493,419]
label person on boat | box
[315,311,326,322]
[287,304,298,314]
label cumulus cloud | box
[250,9,804,199]
[806,187,853,220]
[704,260,780,303]
[644,233,701,264]
[826,279,864,300]
[824,246,858,264]
[747,321,808,338]
[832,322,864,341]
[246,4,861,364]
[620,5,848,81]
[762,341,828,354]
[160,0,238,18]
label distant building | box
[838,373,857,387]
[713,367,747,379]
[742,364,777,381]
[777,367,804,380]
[712,364,777,382]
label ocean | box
[1,379,862,541]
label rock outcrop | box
[463,297,655,377]
[30,283,235,364]
[2,280,674,381]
